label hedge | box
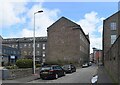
[16,59,33,68]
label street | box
[29,64,97,83]
[2,64,98,84]
[30,65,97,83]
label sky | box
[0,0,119,53]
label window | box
[37,44,40,48]
[11,51,13,54]
[12,45,14,48]
[24,51,27,55]
[28,44,31,48]
[28,51,31,55]
[42,58,45,63]
[4,49,6,53]
[111,35,116,44]
[13,51,16,54]
[42,44,45,50]
[42,51,45,57]
[24,44,27,47]
[20,44,22,48]
[16,45,18,48]
[37,51,40,55]
[110,22,116,30]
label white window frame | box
[37,44,40,48]
[110,22,116,30]
[111,35,116,44]
[42,44,45,50]
[42,51,45,57]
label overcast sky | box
[0,0,119,53]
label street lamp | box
[33,10,43,74]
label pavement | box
[2,73,40,83]
[97,65,113,83]
[14,73,40,82]
[0,67,4,69]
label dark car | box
[89,62,92,66]
[62,64,76,73]
[40,65,66,79]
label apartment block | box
[2,37,47,64]
[46,17,90,65]
[0,36,20,66]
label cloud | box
[24,3,60,37]
[0,1,29,28]
[1,1,60,37]
[77,11,99,34]
[77,11,104,53]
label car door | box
[56,66,63,76]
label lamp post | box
[33,10,43,74]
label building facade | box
[1,35,20,66]
[103,11,120,83]
[2,45,20,66]
[93,48,102,65]
[0,36,2,66]
[89,53,94,63]
[2,37,47,64]
[46,17,90,65]
[103,11,119,57]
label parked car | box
[40,65,66,79]
[89,62,92,66]
[82,63,89,68]
[62,64,76,73]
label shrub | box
[5,65,18,69]
[16,59,33,68]
[36,64,41,68]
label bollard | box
[2,69,10,80]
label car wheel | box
[55,74,58,79]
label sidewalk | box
[3,73,40,83]
[15,73,40,82]
[97,66,113,83]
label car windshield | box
[41,66,51,70]
[63,65,70,68]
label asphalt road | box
[29,64,98,83]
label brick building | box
[46,17,90,65]
[92,48,102,65]
[2,37,47,64]
[103,11,120,83]
[103,11,119,57]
